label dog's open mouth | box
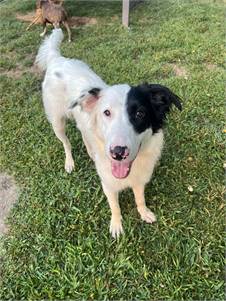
[111,161,132,179]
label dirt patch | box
[205,63,218,71]
[0,64,41,79]
[16,12,97,27]
[111,15,119,21]
[16,12,42,23]
[0,173,19,235]
[69,16,97,27]
[170,63,188,79]
[1,52,41,79]
[0,68,24,79]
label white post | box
[122,0,130,27]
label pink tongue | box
[111,161,131,179]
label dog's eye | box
[103,110,111,117]
[136,110,146,120]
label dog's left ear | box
[147,84,182,113]
[69,88,101,111]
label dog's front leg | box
[63,21,71,42]
[102,184,123,238]
[40,22,47,37]
[52,119,74,173]
[133,185,156,224]
[26,15,39,31]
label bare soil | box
[170,63,189,79]
[16,12,97,27]
[0,173,19,235]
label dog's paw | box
[138,207,156,224]
[65,157,75,173]
[110,217,123,239]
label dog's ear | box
[69,88,101,111]
[146,84,182,113]
[139,83,182,132]
[82,88,101,112]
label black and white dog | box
[36,29,182,238]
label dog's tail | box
[35,28,64,71]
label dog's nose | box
[110,146,129,161]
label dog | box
[26,0,71,42]
[35,29,182,238]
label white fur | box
[36,29,164,238]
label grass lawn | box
[0,0,225,299]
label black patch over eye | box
[126,90,152,134]
[104,110,111,117]
[135,110,146,120]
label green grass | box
[0,0,225,299]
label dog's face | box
[79,83,182,179]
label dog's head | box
[74,83,182,179]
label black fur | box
[126,84,182,134]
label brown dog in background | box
[26,0,71,42]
